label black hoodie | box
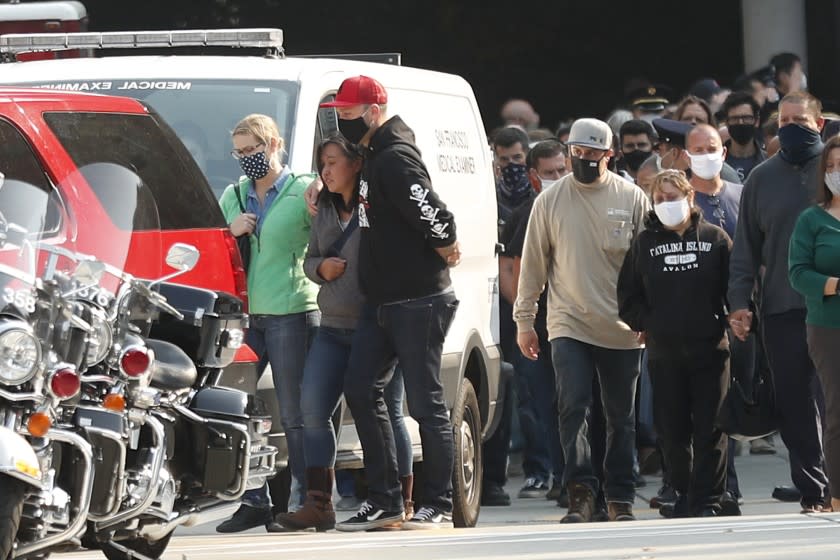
[358,116,457,304]
[617,210,732,356]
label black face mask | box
[338,115,370,144]
[571,156,602,184]
[622,150,650,172]
[728,124,756,146]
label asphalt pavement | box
[55,439,840,559]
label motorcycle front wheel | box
[100,531,174,560]
[0,476,26,560]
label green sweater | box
[789,205,840,328]
[219,173,319,316]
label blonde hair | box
[232,114,285,153]
[650,169,692,198]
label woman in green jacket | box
[215,114,320,532]
[789,134,840,513]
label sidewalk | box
[479,440,803,525]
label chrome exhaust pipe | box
[95,415,166,530]
[138,501,239,541]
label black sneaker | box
[334,501,404,532]
[650,483,677,509]
[545,480,568,507]
[401,506,454,530]
[215,504,273,533]
[518,477,549,498]
[719,492,742,516]
[481,483,511,506]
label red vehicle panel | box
[0,87,247,306]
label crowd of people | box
[214,48,840,533]
[493,50,840,521]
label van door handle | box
[495,242,505,256]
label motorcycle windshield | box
[0,173,76,317]
[63,162,164,296]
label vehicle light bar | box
[0,28,284,56]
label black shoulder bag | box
[716,312,778,441]
[325,213,359,258]
[232,184,252,272]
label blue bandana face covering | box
[239,150,271,180]
[499,163,532,200]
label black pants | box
[763,310,828,506]
[648,339,729,513]
[343,293,459,512]
[807,324,840,500]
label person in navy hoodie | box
[617,169,732,517]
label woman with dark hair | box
[272,135,412,531]
[617,169,732,518]
[789,135,840,513]
[676,95,716,127]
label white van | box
[0,28,507,527]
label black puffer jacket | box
[617,210,732,356]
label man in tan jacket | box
[514,118,649,523]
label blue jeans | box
[550,337,640,503]
[511,342,564,484]
[241,311,320,509]
[344,293,458,512]
[301,326,354,468]
[301,327,410,474]
[385,367,413,477]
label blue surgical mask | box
[239,150,271,180]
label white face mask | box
[687,151,724,180]
[654,198,691,227]
[825,171,840,196]
[539,176,562,190]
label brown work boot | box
[607,501,636,521]
[269,467,335,532]
[560,482,595,523]
[382,474,415,529]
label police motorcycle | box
[0,177,100,560]
[57,164,275,560]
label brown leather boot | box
[269,467,335,532]
[560,482,595,523]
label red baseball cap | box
[319,75,388,108]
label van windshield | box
[35,79,299,198]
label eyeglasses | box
[707,194,726,225]
[231,142,265,160]
[727,115,756,125]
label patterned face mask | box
[499,163,532,200]
[238,150,271,180]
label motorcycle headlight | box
[85,311,113,366]
[0,321,41,385]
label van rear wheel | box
[451,378,482,527]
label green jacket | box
[219,173,319,316]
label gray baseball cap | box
[566,118,613,151]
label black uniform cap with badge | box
[628,84,674,117]
[651,118,693,150]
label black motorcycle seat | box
[145,339,197,391]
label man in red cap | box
[320,75,462,531]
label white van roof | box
[0,54,471,96]
[0,1,86,21]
